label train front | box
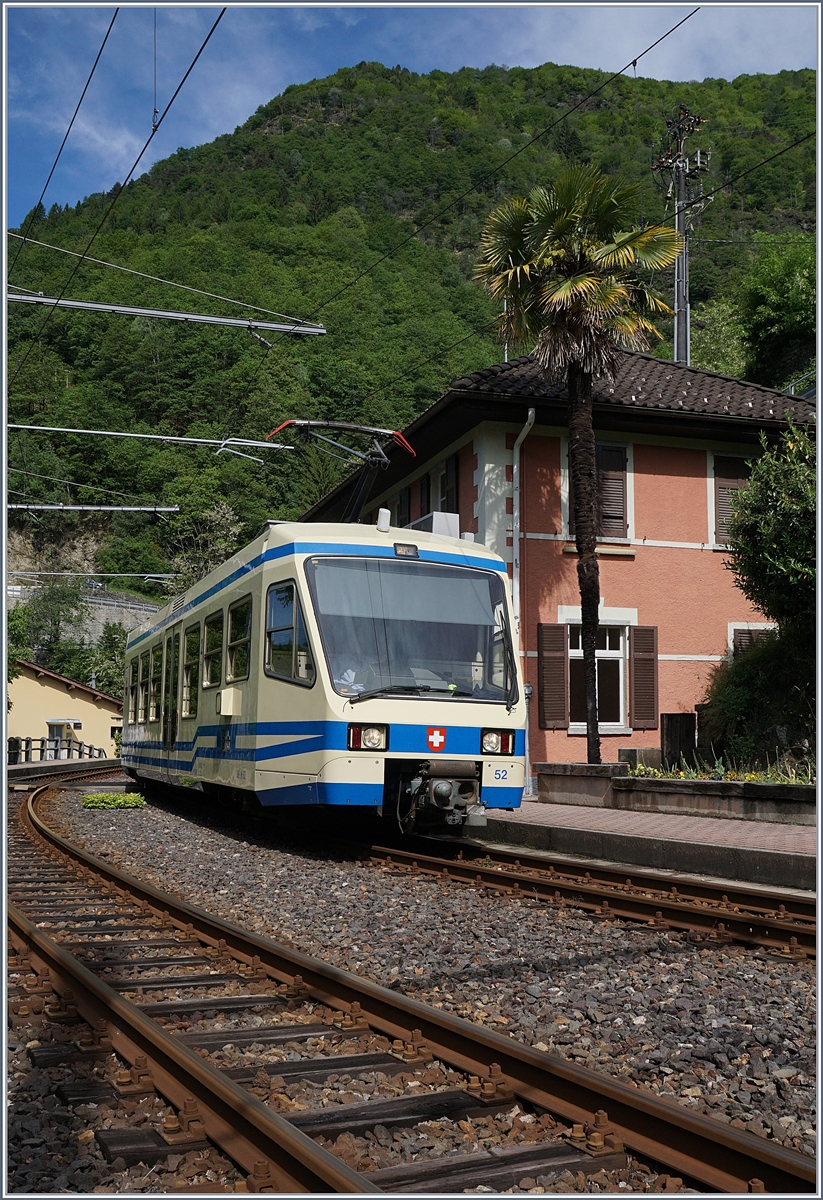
[294,532,526,834]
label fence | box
[7,737,107,765]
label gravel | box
[39,795,818,1161]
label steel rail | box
[363,842,815,955]
[8,906,375,1194]
[24,791,816,1194]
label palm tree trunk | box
[567,362,601,764]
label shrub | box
[81,792,146,809]
[700,629,815,768]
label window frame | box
[203,610,224,689]
[148,645,163,721]
[226,595,253,683]
[181,623,201,718]
[138,651,150,723]
[264,580,316,688]
[567,624,628,732]
[567,441,628,541]
[713,455,751,547]
[128,657,139,726]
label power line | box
[7,468,158,502]
[307,8,701,319]
[8,503,179,513]
[9,8,227,390]
[9,8,119,278]
[8,292,325,334]
[7,232,312,323]
[9,423,292,454]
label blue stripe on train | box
[481,786,523,809]
[255,781,383,808]
[127,543,506,648]
[122,722,525,767]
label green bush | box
[700,629,815,769]
[81,792,145,809]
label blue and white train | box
[121,518,526,833]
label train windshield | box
[304,556,515,702]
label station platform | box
[484,798,817,891]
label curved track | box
[8,778,816,1194]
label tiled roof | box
[451,351,815,425]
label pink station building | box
[306,352,813,766]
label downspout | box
[512,407,535,794]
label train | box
[121,515,527,834]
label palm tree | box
[476,166,683,763]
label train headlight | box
[482,729,514,755]
[348,724,387,751]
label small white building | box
[8,660,122,759]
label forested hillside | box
[7,59,816,597]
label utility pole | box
[652,104,712,365]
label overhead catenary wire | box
[7,467,162,503]
[9,7,227,390]
[7,233,316,324]
[8,7,120,279]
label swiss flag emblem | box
[427,727,447,752]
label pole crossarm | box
[9,424,293,453]
[8,504,180,513]
[7,292,326,335]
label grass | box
[81,792,146,809]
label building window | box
[138,651,149,723]
[731,625,775,659]
[714,456,751,544]
[203,612,224,688]
[265,582,315,685]
[128,657,139,725]
[227,597,252,681]
[568,443,628,538]
[419,473,431,517]
[182,624,200,717]
[569,626,625,726]
[537,623,658,731]
[149,645,163,720]
[393,487,410,528]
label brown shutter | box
[629,626,658,730]
[597,444,627,537]
[714,456,750,543]
[537,624,569,730]
[732,628,754,658]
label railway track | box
[360,838,816,958]
[8,779,816,1194]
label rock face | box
[44,795,818,1163]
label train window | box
[227,596,252,681]
[138,651,150,723]
[128,658,139,724]
[149,646,163,720]
[203,611,224,688]
[182,625,200,718]
[265,582,315,686]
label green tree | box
[726,421,815,637]
[702,421,816,763]
[738,234,815,388]
[475,166,682,761]
[7,605,31,680]
[163,498,244,593]
[25,579,91,674]
[90,622,128,697]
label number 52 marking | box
[493,768,508,780]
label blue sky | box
[5,4,818,229]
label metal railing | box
[7,737,107,765]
